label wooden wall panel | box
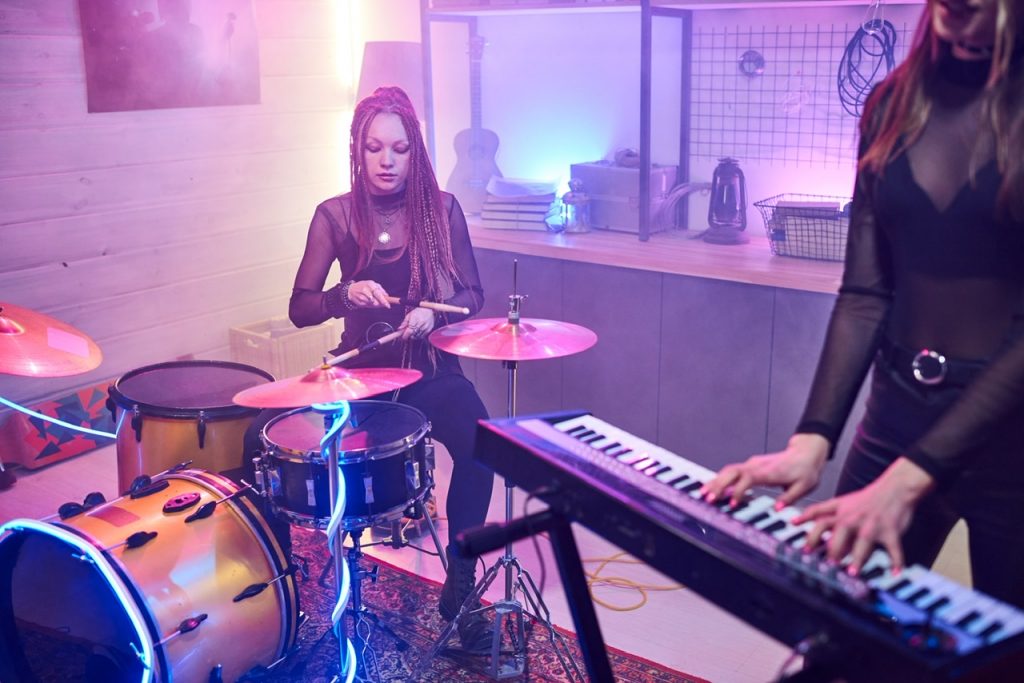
[1,0,348,409]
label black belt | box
[878,337,987,388]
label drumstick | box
[386,296,470,315]
[325,330,403,367]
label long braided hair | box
[860,0,1023,221]
[349,86,466,365]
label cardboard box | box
[570,161,678,233]
[230,317,339,381]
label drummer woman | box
[288,85,494,649]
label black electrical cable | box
[837,18,898,117]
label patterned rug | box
[257,528,708,683]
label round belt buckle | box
[911,349,947,386]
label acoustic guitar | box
[446,35,502,215]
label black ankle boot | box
[439,546,478,621]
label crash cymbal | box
[232,365,422,408]
[428,318,597,361]
[0,302,103,377]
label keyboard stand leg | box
[547,513,615,683]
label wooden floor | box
[0,443,972,683]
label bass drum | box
[0,469,299,683]
[108,360,275,493]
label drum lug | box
[130,404,142,442]
[425,441,436,471]
[198,411,208,449]
[105,393,117,423]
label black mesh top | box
[796,49,1024,484]
[289,188,484,376]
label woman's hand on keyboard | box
[700,433,830,509]
[793,456,935,575]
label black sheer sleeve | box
[439,194,485,325]
[289,198,351,327]
[795,96,894,451]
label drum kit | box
[0,289,598,683]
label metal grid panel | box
[690,21,912,167]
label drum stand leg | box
[420,358,583,681]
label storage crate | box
[230,317,340,380]
[754,193,852,262]
[570,161,677,234]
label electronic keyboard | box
[475,411,1024,682]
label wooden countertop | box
[469,224,843,295]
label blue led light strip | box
[316,401,357,683]
[0,519,155,682]
[0,395,116,439]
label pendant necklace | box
[374,205,402,245]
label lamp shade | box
[356,41,425,117]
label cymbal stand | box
[427,292,584,681]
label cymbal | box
[232,365,422,408]
[0,302,103,377]
[428,318,597,361]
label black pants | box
[836,356,1024,608]
[230,372,494,556]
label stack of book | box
[477,192,558,231]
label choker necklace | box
[373,206,401,245]
[955,41,994,59]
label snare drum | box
[0,469,299,683]
[258,401,433,530]
[108,361,275,493]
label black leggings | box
[836,358,1024,608]
[232,372,494,553]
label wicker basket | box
[754,193,852,262]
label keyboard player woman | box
[702,0,1024,608]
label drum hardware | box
[422,264,595,681]
[234,564,302,603]
[155,614,209,647]
[183,480,254,522]
[104,529,159,552]
[57,491,107,519]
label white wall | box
[0,0,353,405]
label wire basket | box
[754,193,852,262]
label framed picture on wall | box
[78,0,261,112]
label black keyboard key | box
[680,481,703,494]
[887,578,913,594]
[860,565,887,582]
[761,520,788,535]
[567,425,590,436]
[955,611,982,629]
[979,622,1004,640]
[647,465,671,478]
[666,475,690,488]
[600,442,622,453]
[905,588,930,605]
[923,596,951,613]
[746,512,770,526]
[784,530,808,546]
[581,433,605,444]
[613,449,635,460]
